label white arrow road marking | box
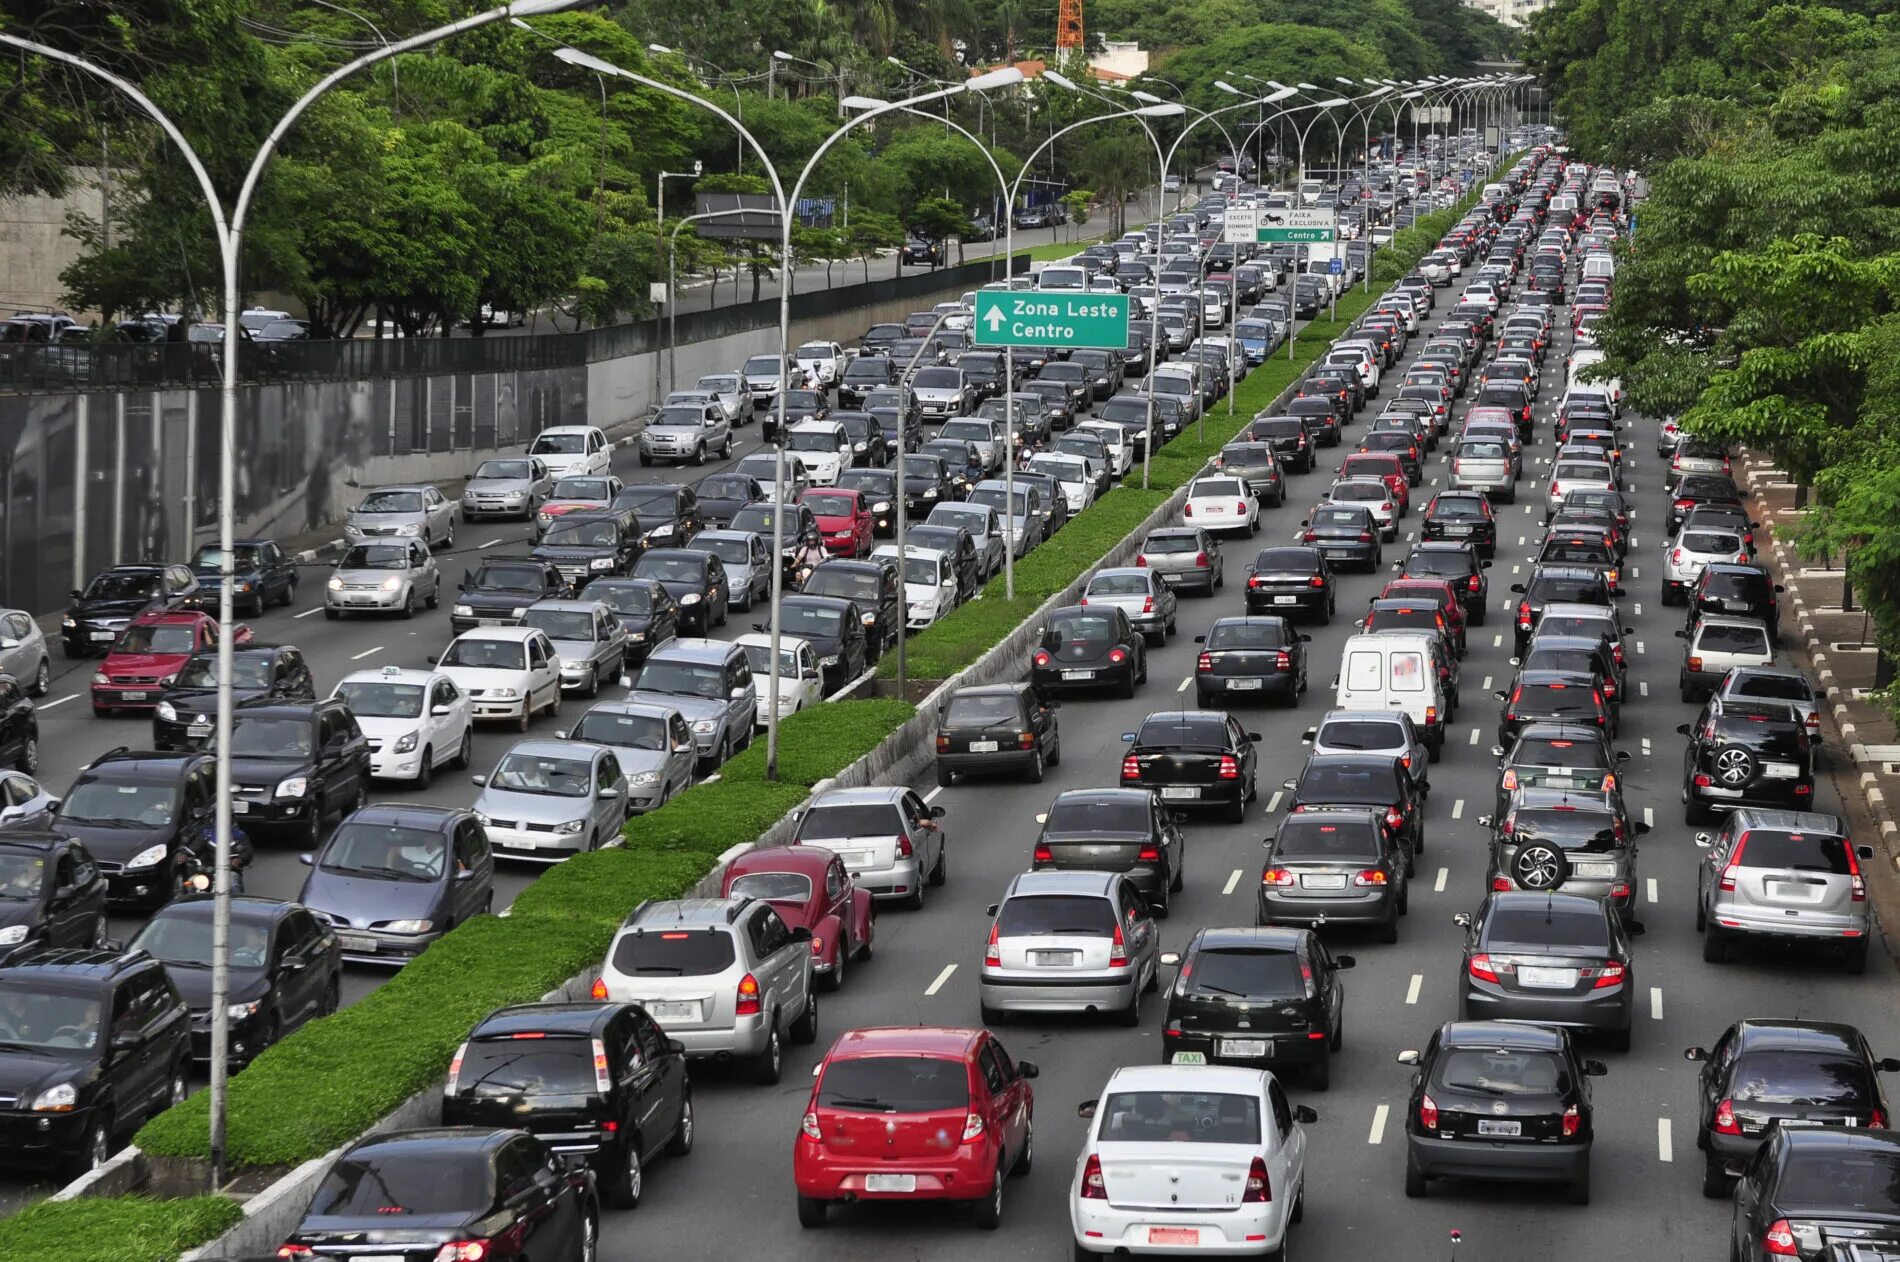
[925,964,957,996]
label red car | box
[1338,452,1409,510]
[721,844,876,991]
[794,1026,1036,1229]
[1378,577,1468,656]
[91,610,250,716]
[801,487,873,558]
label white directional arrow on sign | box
[984,306,1007,331]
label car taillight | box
[1108,648,1127,664]
[1611,642,1625,665]
[1219,755,1240,780]
[1138,845,1162,865]
[1275,650,1291,670]
[1491,875,1512,891]
[592,1037,613,1093]
[1248,575,1267,588]
[277,1248,314,1260]
[446,1041,469,1093]
[1591,962,1625,989]
[1309,574,1326,587]
[1874,1108,1889,1128]
[1358,531,1373,542]
[1688,655,1703,671]
[1235,501,1249,516]
[1419,1093,1439,1130]
[1468,954,1503,982]
[1517,601,1532,629]
[1302,529,1318,542]
[1846,841,1867,901]
[1674,498,1694,510]
[1500,768,1518,791]
[803,1110,823,1139]
[1034,650,1051,667]
[961,1111,986,1142]
[1763,1220,1800,1257]
[433,1243,491,1262]
[1195,552,1210,568]
[1467,573,1481,592]
[1354,869,1389,886]
[1262,867,1295,886]
[1122,755,1142,779]
[1671,548,1682,564]
[736,972,762,1016]
[897,833,913,858]
[1081,1154,1107,1198]
[1110,921,1128,967]
[1385,806,1405,829]
[1562,1104,1581,1137]
[984,922,1001,967]
[1136,553,1149,565]
[1241,1155,1272,1202]
[1033,843,1053,864]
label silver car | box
[1137,527,1223,596]
[641,401,732,467]
[628,638,757,770]
[561,700,697,814]
[1695,808,1874,971]
[925,502,1008,582]
[0,771,58,826]
[344,483,456,549]
[694,373,752,422]
[461,457,552,521]
[733,452,811,502]
[470,738,630,862]
[1303,708,1430,790]
[519,599,628,696]
[791,786,945,908]
[0,609,51,696]
[1679,614,1775,701]
[324,540,440,620]
[912,366,972,419]
[1082,566,1178,644]
[686,530,771,611]
[1663,527,1745,603]
[1448,436,1517,501]
[977,870,1160,1025]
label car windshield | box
[636,658,724,698]
[543,520,619,548]
[190,545,261,570]
[229,715,314,759]
[489,752,593,797]
[474,461,532,480]
[818,1056,970,1114]
[729,871,813,903]
[1729,1051,1872,1106]
[0,985,101,1052]
[620,491,683,517]
[519,610,597,642]
[1099,1091,1261,1145]
[572,711,668,752]
[131,915,270,970]
[804,493,857,518]
[593,585,656,616]
[0,852,47,900]
[797,803,903,841]
[440,638,527,671]
[531,432,587,454]
[320,822,448,882]
[334,681,425,719]
[740,642,800,677]
[357,491,422,514]
[175,656,270,690]
[114,624,196,654]
[550,479,611,502]
[339,545,412,571]
[1434,1049,1570,1097]
[806,570,881,603]
[634,556,704,584]
[59,780,176,827]
[788,430,840,452]
[473,564,545,592]
[308,1149,489,1217]
[82,572,161,602]
[845,359,889,379]
[690,537,752,565]
[1698,624,1771,655]
[1031,457,1086,481]
[697,475,755,500]
[915,368,960,388]
[782,605,843,636]
[1483,906,1611,950]
[1298,762,1394,803]
[1144,533,1201,556]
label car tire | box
[796,1195,828,1229]
[324,608,340,621]
[399,590,415,620]
[1011,1121,1033,1177]
[1119,671,1137,700]
[415,748,433,791]
[1227,792,1247,824]
[1404,1151,1428,1198]
[583,667,599,699]
[30,658,50,698]
[823,942,846,992]
[791,992,820,1045]
[1702,927,1729,964]
[1606,1024,1632,1053]
[665,1091,695,1157]
[1567,1167,1590,1206]
[451,729,473,770]
[604,1138,643,1209]
[66,1115,113,1182]
[936,764,956,789]
[1308,1053,1330,1092]
[1702,1155,1729,1199]
[753,1022,783,1085]
[1379,912,1400,944]
[424,587,438,610]
[1025,747,1044,784]
[1120,985,1142,1027]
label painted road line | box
[1630,565,1640,579]
[1651,987,1664,1021]
[480,538,503,548]
[924,964,957,996]
[923,786,943,804]
[1512,564,1520,574]
[1368,1104,1390,1145]
[1266,791,1283,812]
[1639,680,1650,697]
[1658,1117,1673,1163]
[1517,536,1525,546]
[1434,867,1448,893]
[1644,806,1655,828]
[1641,737,1652,757]
[350,646,384,661]
[1177,676,1192,692]
[1405,974,1422,1005]
[1647,877,1659,905]
[1222,868,1242,896]
[1493,634,1503,648]
[294,606,325,619]
[1632,534,1639,548]
[1451,798,1465,820]
[38,694,78,710]
[1468,727,1480,745]
[1634,602,1644,616]
[1481,676,1492,691]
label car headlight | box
[862,613,877,625]
[157,702,178,722]
[92,672,109,685]
[854,442,867,452]
[127,843,171,869]
[559,819,588,834]
[628,631,647,642]
[380,576,403,591]
[30,1083,76,1113]
[628,770,660,788]
[453,604,473,617]
[872,501,890,513]
[383,919,434,934]
[679,593,702,605]
[487,687,519,699]
[228,1000,261,1022]
[0,924,28,946]
[692,719,718,735]
[512,607,532,619]
[395,523,420,536]
[393,731,420,754]
[276,776,309,799]
[327,576,345,591]
[590,557,614,570]
[923,488,938,498]
[62,616,76,629]
[537,512,553,526]
[503,491,525,501]
[819,654,840,667]
[649,523,675,538]
[235,581,252,593]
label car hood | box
[474,786,589,824]
[810,511,859,531]
[611,612,664,635]
[69,596,153,622]
[465,478,531,494]
[333,567,416,585]
[51,819,172,864]
[0,900,43,932]
[348,511,423,525]
[190,563,263,585]
[595,744,670,776]
[169,964,267,1011]
[461,589,539,609]
[230,754,313,790]
[647,577,707,601]
[546,637,605,661]
[626,689,724,721]
[531,544,612,563]
[158,684,270,716]
[0,1048,92,1100]
[99,651,191,676]
[299,868,445,925]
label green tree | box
[846,211,905,281]
[908,197,971,266]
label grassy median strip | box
[0,1194,243,1262]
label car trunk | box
[1428,1084,1568,1143]
[1041,833,1150,874]
[1200,644,1288,690]
[1096,1143,1260,1211]
[1481,946,1616,1001]
[1128,746,1228,795]
[1734,832,1855,919]
[812,1055,972,1164]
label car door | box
[424,488,450,541]
[750,906,799,1025]
[901,790,941,881]
[592,751,627,833]
[269,912,320,1029]
[979,1038,1031,1164]
[630,1010,682,1156]
[588,429,609,476]
[502,1137,575,1256]
[528,633,557,707]
[40,846,86,946]
[108,973,167,1113]
[430,678,469,764]
[593,608,625,677]
[412,542,439,601]
[334,709,371,812]
[664,713,696,794]
[261,543,292,602]
[1266,1076,1304,1222]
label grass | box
[0,1196,243,1262]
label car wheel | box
[937,764,956,789]
[16,732,36,775]
[971,1163,1004,1229]
[1703,1155,1730,1199]
[320,976,340,1016]
[791,991,819,1045]
[324,607,340,620]
[753,1022,782,1085]
[1226,792,1246,824]
[1844,940,1870,975]
[299,808,323,853]
[1404,1151,1428,1198]
[425,586,438,610]
[1025,747,1044,784]
[1308,1053,1331,1091]
[665,1090,695,1157]
[1566,1167,1590,1206]
[29,658,50,698]
[1702,926,1729,964]
[166,1061,189,1110]
[399,590,416,619]
[451,729,473,770]
[414,748,433,791]
[517,702,532,733]
[796,1195,828,1228]
[1606,1024,1632,1053]
[66,1116,112,1182]
[605,1139,643,1208]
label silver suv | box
[977,870,1160,1026]
[1678,615,1775,702]
[1694,809,1875,973]
[627,638,757,771]
[1447,436,1516,501]
[597,897,818,1083]
[640,402,732,467]
[791,787,946,909]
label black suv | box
[1422,490,1498,559]
[1159,927,1354,1088]
[52,749,218,908]
[61,563,199,658]
[0,949,191,1179]
[451,556,569,633]
[1679,699,1815,823]
[0,831,109,964]
[803,559,902,660]
[530,509,644,591]
[181,538,299,617]
[1688,563,1782,643]
[225,699,371,847]
[152,644,316,750]
[584,577,680,666]
[444,1001,693,1207]
[1511,565,1618,656]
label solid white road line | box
[1223,869,1242,896]
[1266,791,1283,812]
[1405,974,1423,1005]
[1647,877,1659,904]
[1658,1117,1673,1163]
[294,606,325,619]
[350,646,383,660]
[1177,676,1192,692]
[1434,867,1448,893]
[1368,1104,1390,1145]
[924,964,957,996]
[1651,987,1664,1021]
[1451,798,1465,820]
[38,694,77,710]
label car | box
[735,633,824,726]
[926,501,1011,580]
[327,665,473,787]
[773,594,869,693]
[1729,1126,1900,1262]
[800,487,875,559]
[1710,664,1824,744]
[1133,527,1221,597]
[449,555,567,633]
[630,548,730,635]
[1082,567,1177,646]
[678,531,768,614]
[343,482,456,550]
[90,610,242,716]
[694,371,753,421]
[218,698,371,848]
[692,473,765,532]
[1183,475,1260,535]
[530,508,644,591]
[1398,1020,1605,1204]
[0,610,50,698]
[1258,806,1408,941]
[1071,1062,1313,1257]
[1663,525,1748,603]
[1401,542,1490,620]
[1511,565,1620,656]
[1213,442,1287,506]
[933,683,1061,788]
[1031,787,1184,917]
[616,483,703,547]
[527,423,613,477]
[297,804,493,965]
[1325,476,1401,541]
[1192,616,1310,710]
[597,895,817,1083]
[1244,545,1336,623]
[803,558,902,660]
[1679,614,1777,702]
[1496,668,1612,746]
[1032,605,1147,698]
[792,786,945,910]
[627,638,756,771]
[720,845,875,992]
[1694,808,1873,971]
[324,539,441,620]
[0,948,191,1179]
[0,831,108,963]
[1304,707,1431,792]
[179,538,298,617]
[59,563,202,660]
[586,577,680,665]
[1301,503,1382,572]
[1480,786,1644,916]
[535,475,626,540]
[966,480,1045,559]
[1519,632,1623,715]
[1119,710,1260,823]
[559,699,694,811]
[519,599,629,697]
[431,626,564,731]
[1162,924,1355,1088]
[981,869,1160,1026]
[1668,472,1746,535]
[281,1128,599,1261]
[1454,890,1637,1050]
[1688,563,1785,643]
[1687,1019,1900,1198]
[460,456,553,521]
[152,643,315,750]
[795,339,850,387]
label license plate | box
[1541,776,1574,788]
[1761,762,1797,780]
[648,1001,700,1022]
[89,630,116,641]
[835,852,870,868]
[865,1174,917,1193]
[1148,1228,1200,1246]
[1032,950,1079,966]
[478,618,508,627]
[356,1255,404,1262]
[1445,524,1472,535]
[1160,787,1200,800]
[1273,595,1299,605]
[1302,874,1348,889]
[1171,1051,1208,1066]
[1061,669,1095,681]
[1228,678,1264,690]
[1477,1119,1522,1138]
[190,720,212,734]
[1518,966,1576,989]
[968,740,1000,753]
[121,691,146,701]
[1219,1038,1269,1057]
[230,800,250,815]
[1574,862,1619,879]
[1204,505,1225,513]
[339,935,377,953]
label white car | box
[735,632,823,723]
[874,543,958,629]
[1325,476,1400,540]
[794,340,850,387]
[330,665,474,786]
[785,421,852,486]
[1074,421,1134,478]
[432,626,563,731]
[1071,1064,1312,1259]
[527,425,611,478]
[1183,475,1259,536]
[1029,453,1095,514]
[1544,458,1618,522]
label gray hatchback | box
[1138,527,1224,596]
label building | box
[1089,41,1147,83]
[1463,0,1550,26]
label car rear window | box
[997,894,1116,937]
[1433,1049,1569,1096]
[455,1037,598,1097]
[1049,613,1117,643]
[1099,1091,1261,1144]
[1519,680,1600,712]
[1135,716,1229,750]
[1697,624,1771,655]
[1185,946,1306,998]
[1530,576,1606,604]
[1045,797,1150,834]
[1297,761,1397,803]
[1732,674,1813,703]
[308,1150,492,1217]
[1461,441,1507,459]
[1206,621,1287,650]
[1730,1052,1872,1106]
[797,803,904,841]
[1144,533,1202,555]
[818,1056,970,1113]
[1483,907,1610,950]
[1773,1148,1900,1211]
[1682,532,1740,554]
[1513,808,1619,848]
[613,928,736,977]
[1542,539,1613,564]
[1276,818,1380,860]
[1736,829,1852,875]
[944,693,1020,726]
[1253,549,1317,572]
[1431,497,1487,519]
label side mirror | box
[1302,728,1317,742]
[1583,1059,1609,1077]
[426,654,440,666]
[1694,832,1713,848]
[454,867,478,882]
[1859,845,1876,861]
[470,775,487,787]
[1293,1105,1319,1124]
[1878,1057,1900,1074]
[1078,1099,1099,1120]
[1492,690,1508,702]
[0,637,16,651]
[298,853,314,866]
[1246,732,1262,743]
[1674,630,1687,639]
[1453,912,1472,929]
[1627,921,1647,936]
[1122,732,1137,743]
[1684,1046,1709,1063]
[1335,954,1356,970]
[1160,951,1182,966]
[1676,723,1692,736]
[110,1033,141,1054]
[598,787,621,801]
[1481,560,1493,569]
[790,925,813,942]
[1489,745,1505,759]
[985,903,1000,917]
[1396,1049,1421,1066]
[1193,635,1207,644]
[1281,778,1297,791]
[1509,583,1525,593]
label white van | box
[1567,347,1622,408]
[1036,265,1087,292]
[1332,632,1449,756]
[1298,180,1323,205]
[1582,254,1615,281]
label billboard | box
[692,193,783,241]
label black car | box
[283,1127,600,1261]
[0,949,191,1179]
[771,595,867,694]
[615,484,702,547]
[897,455,959,521]
[1689,563,1783,642]
[1302,503,1382,571]
[1454,890,1638,1050]
[1258,806,1408,940]
[1730,1128,1900,1262]
[1491,722,1628,819]
[857,326,904,358]
[1031,787,1183,914]
[0,831,108,964]
[958,351,1007,398]
[1031,604,1146,698]
[1213,442,1287,505]
[901,237,941,266]
[181,539,299,617]
[832,411,890,468]
[1679,699,1816,822]
[933,683,1060,787]
[224,699,371,848]
[1246,417,1316,472]
[1192,615,1310,708]
[919,438,985,496]
[531,509,644,590]
[630,549,729,634]
[1287,395,1344,446]
[1688,1020,1900,1198]
[1119,709,1260,823]
[584,577,680,666]
[1283,752,1425,861]
[153,643,316,750]
[1011,470,1070,535]
[803,559,902,660]
[907,522,981,602]
[1496,668,1611,747]
[451,556,568,633]
[1669,473,1746,535]
[444,1001,693,1207]
[1399,1020,1605,1203]
[1400,542,1490,619]
[1521,633,1623,712]
[0,672,37,776]
[693,472,766,529]
[1159,927,1354,1087]
[1243,545,1335,623]
[61,563,199,658]
[1511,565,1618,655]
[128,895,340,1066]
[731,502,822,582]
[53,749,218,908]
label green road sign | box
[1259,226,1336,243]
[1256,208,1336,245]
[972,290,1130,349]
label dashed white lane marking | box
[1369,1104,1390,1145]
[924,964,957,996]
[1481,676,1492,691]
[1636,640,1646,655]
[1524,505,1533,514]
[39,694,78,710]
[1177,676,1192,692]
[1266,791,1283,812]
[1223,868,1243,896]
[1451,798,1465,820]
[1493,634,1503,648]
[1511,564,1520,574]
[1658,1118,1673,1163]
[1651,987,1664,1021]
[1641,737,1652,757]
[1644,806,1655,828]
[1639,680,1650,697]
[1405,974,1423,1005]
[1634,602,1643,615]
[1468,727,1480,745]
[1434,867,1448,893]
[924,786,943,803]
[1631,534,1639,547]
[350,646,383,660]
[480,538,502,548]
[1517,536,1525,546]
[294,606,325,619]
[1630,564,1640,578]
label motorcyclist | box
[185,818,254,894]
[791,535,829,588]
